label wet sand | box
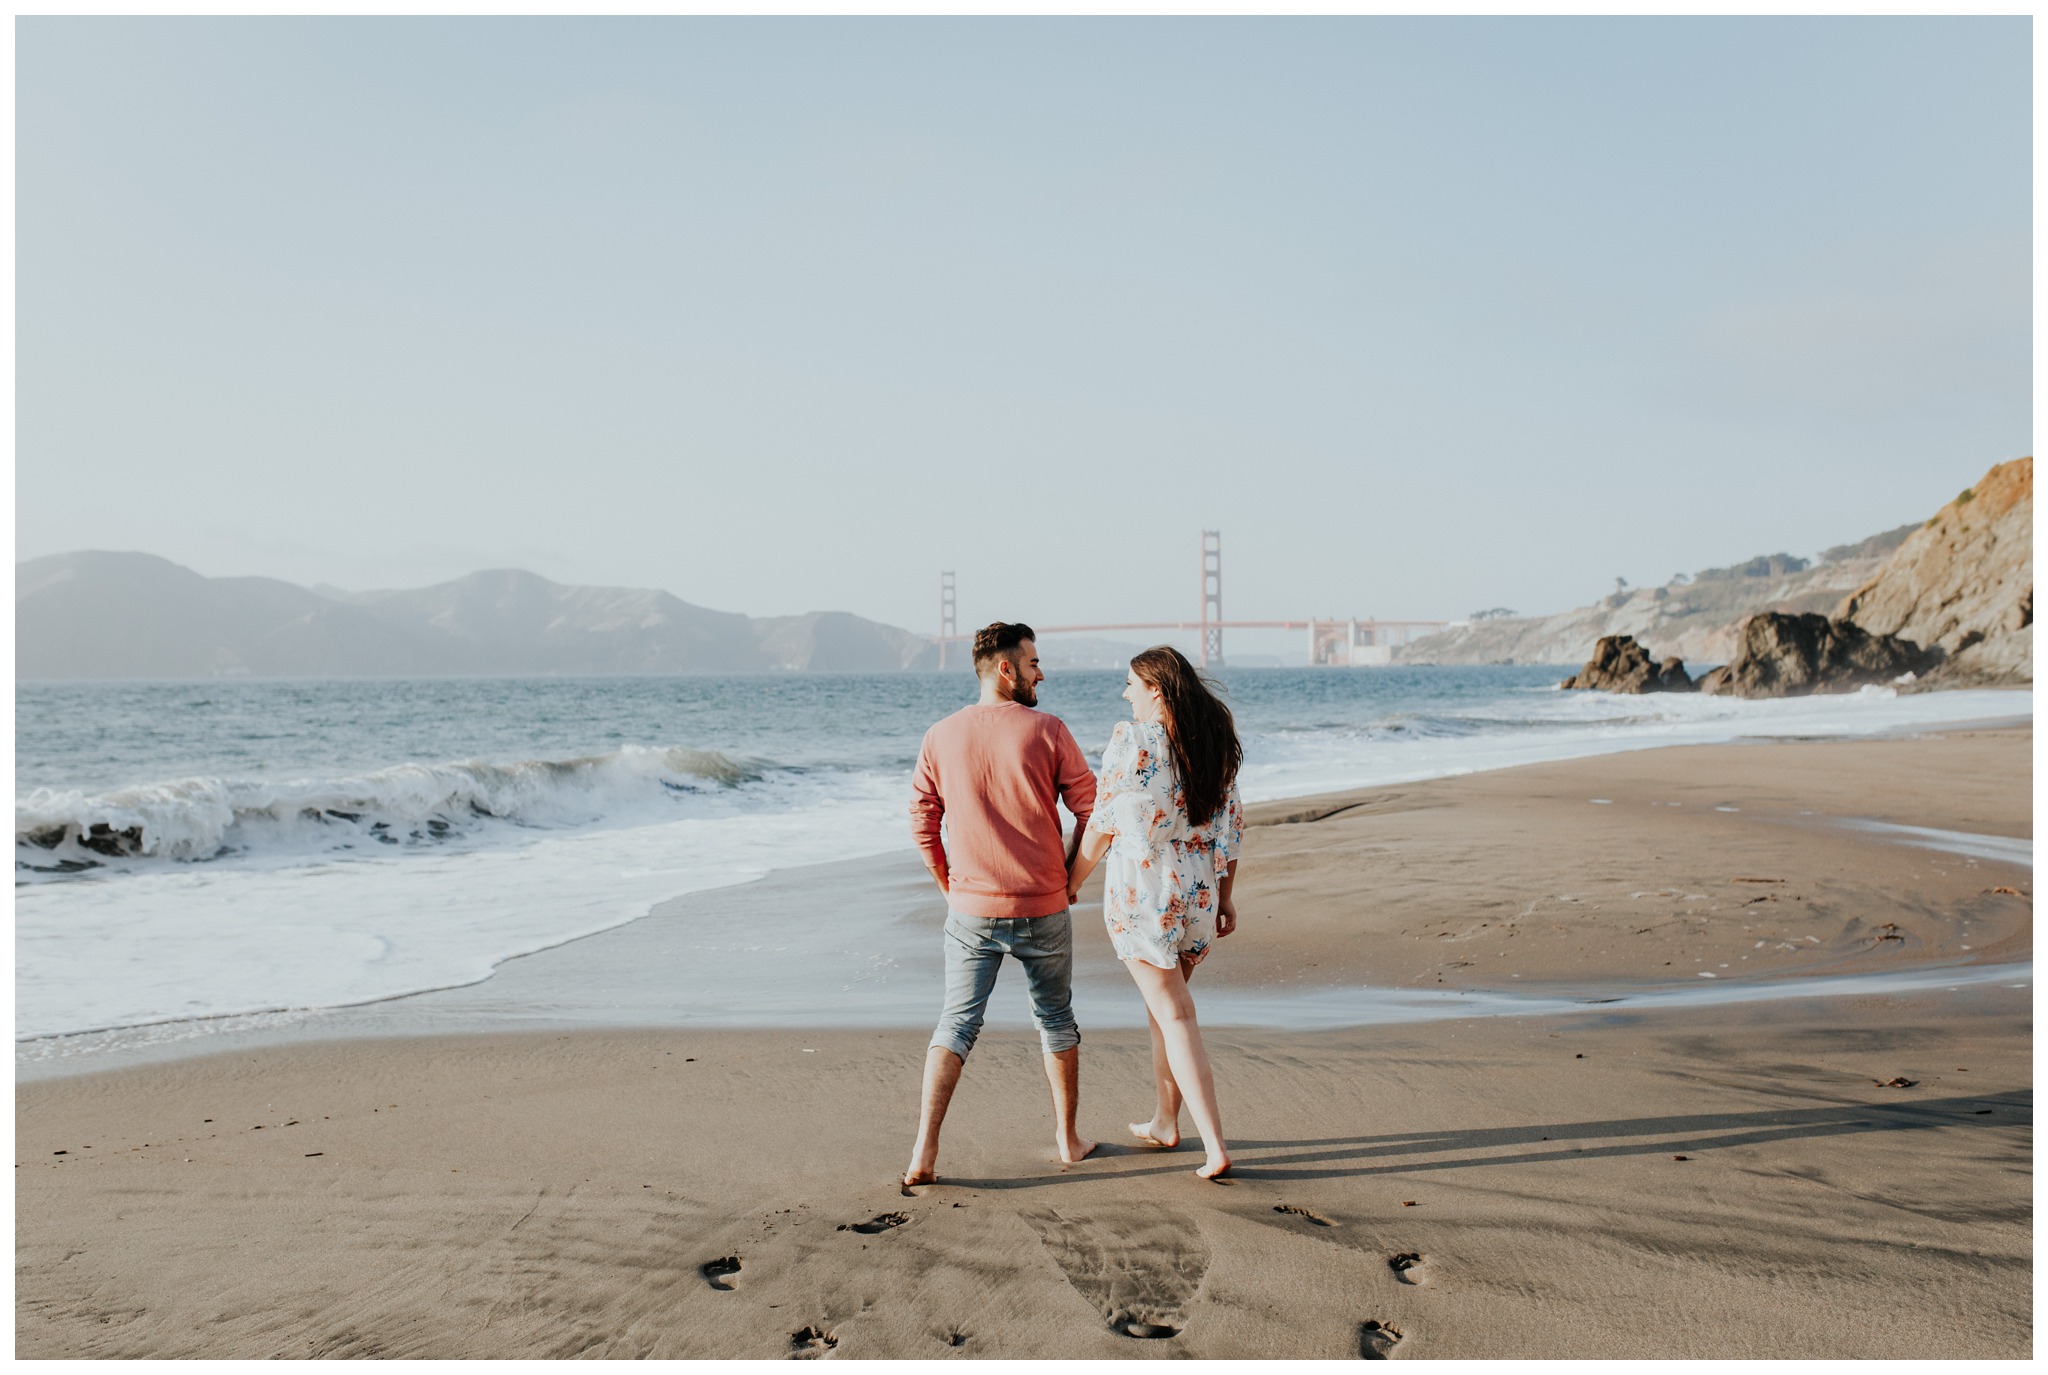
[16,725,2032,1358]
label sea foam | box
[16,745,758,876]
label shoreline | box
[18,718,2033,1082]
[18,717,2032,1357]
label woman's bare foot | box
[903,1156,938,1188]
[1057,1135,1099,1165]
[1195,1154,1232,1181]
[1130,1119,1180,1149]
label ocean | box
[16,668,2032,1059]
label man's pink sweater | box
[910,701,1098,920]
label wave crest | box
[16,745,761,875]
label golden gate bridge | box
[936,531,1448,670]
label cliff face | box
[1836,457,2032,687]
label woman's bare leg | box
[1132,959,1196,1148]
[1123,957,1230,1179]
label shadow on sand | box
[929,1090,2032,1190]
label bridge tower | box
[1200,530,1223,668]
[938,570,957,671]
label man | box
[904,622,1099,1187]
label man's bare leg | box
[1043,1047,1098,1164]
[905,1046,964,1186]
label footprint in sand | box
[700,1256,742,1291]
[1020,1205,1209,1341]
[839,1212,910,1235]
[1388,1252,1428,1285]
[1273,1203,1334,1227]
[1359,1319,1404,1358]
[789,1325,838,1358]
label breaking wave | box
[16,745,761,879]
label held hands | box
[1066,826,1110,905]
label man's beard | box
[1010,681,1038,707]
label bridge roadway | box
[934,618,1448,643]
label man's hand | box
[1216,893,1238,939]
[928,864,950,897]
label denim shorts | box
[929,908,1080,1060]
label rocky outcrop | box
[1396,544,1898,668]
[1560,636,1695,693]
[1696,613,1934,698]
[1836,457,2031,687]
[1398,459,2031,688]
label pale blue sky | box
[17,18,2031,644]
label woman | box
[1067,646,1244,1181]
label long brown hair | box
[1130,646,1242,826]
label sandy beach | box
[17,724,2031,1358]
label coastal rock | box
[1696,612,1933,698]
[1835,456,2032,688]
[1559,636,1696,693]
[1398,538,1904,669]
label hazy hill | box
[16,552,456,679]
[17,554,940,679]
[753,610,937,673]
[332,570,767,675]
[1396,526,1919,668]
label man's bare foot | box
[1130,1118,1180,1149]
[1057,1137,1098,1165]
[1195,1154,1232,1181]
[903,1162,938,1188]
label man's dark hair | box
[971,621,1036,676]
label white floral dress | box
[1085,720,1245,969]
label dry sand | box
[16,726,2032,1358]
[1215,724,2032,994]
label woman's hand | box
[1065,825,1111,905]
[1216,893,1238,939]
